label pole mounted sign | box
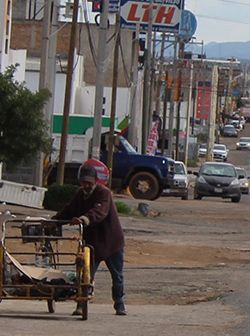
[120,0,184,32]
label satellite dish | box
[179,10,197,42]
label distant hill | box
[204,41,250,61]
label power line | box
[196,14,250,26]
[218,0,250,6]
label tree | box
[0,65,51,169]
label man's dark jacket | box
[53,184,125,262]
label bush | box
[115,201,132,215]
[43,183,79,211]
[187,159,198,167]
[43,184,132,215]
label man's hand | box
[70,217,82,225]
[71,216,90,226]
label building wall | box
[11,20,133,87]
[0,0,12,71]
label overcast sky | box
[185,0,250,43]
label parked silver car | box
[212,144,229,162]
[198,143,229,161]
[235,167,249,194]
[162,161,189,200]
[236,137,250,150]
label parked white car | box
[198,143,207,157]
[212,144,229,162]
[236,137,250,150]
[162,161,189,200]
[198,143,229,162]
[235,167,249,194]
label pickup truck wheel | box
[128,172,160,200]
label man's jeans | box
[93,248,125,309]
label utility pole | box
[175,40,184,161]
[107,13,120,189]
[155,32,165,114]
[47,0,59,133]
[184,61,193,166]
[91,0,110,160]
[161,69,168,155]
[148,31,156,127]
[206,66,218,161]
[128,24,139,147]
[141,0,153,154]
[34,0,53,186]
[168,37,177,158]
[57,0,79,185]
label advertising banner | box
[196,81,212,120]
[120,0,184,32]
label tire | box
[47,299,55,313]
[128,172,160,200]
[194,191,202,200]
[181,193,188,200]
[231,196,241,203]
[81,286,88,321]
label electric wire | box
[119,37,132,87]
[81,0,97,67]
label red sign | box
[120,0,183,33]
[84,159,109,186]
[126,4,175,24]
[146,120,159,155]
[196,81,212,120]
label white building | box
[0,0,26,81]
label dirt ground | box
[2,190,250,310]
[1,126,250,335]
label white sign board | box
[120,0,184,32]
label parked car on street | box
[229,119,243,132]
[193,162,241,202]
[162,161,189,200]
[212,144,229,162]
[236,137,250,150]
[198,143,207,157]
[198,143,229,162]
[235,167,249,194]
[221,124,238,137]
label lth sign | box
[120,0,184,32]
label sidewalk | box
[0,300,239,336]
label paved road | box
[1,124,250,335]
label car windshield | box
[201,164,236,177]
[213,145,226,151]
[175,163,185,175]
[199,144,207,149]
[240,137,250,142]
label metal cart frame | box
[0,217,94,320]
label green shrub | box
[187,159,198,167]
[43,183,79,211]
[115,201,132,215]
[43,184,132,215]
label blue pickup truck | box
[48,135,175,201]
[100,135,175,200]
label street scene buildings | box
[0,0,249,185]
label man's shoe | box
[116,309,127,316]
[72,301,84,316]
[72,308,82,316]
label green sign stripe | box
[52,115,112,135]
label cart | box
[0,216,94,320]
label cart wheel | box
[81,286,88,320]
[47,299,55,313]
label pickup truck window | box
[175,163,185,175]
[119,136,137,154]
